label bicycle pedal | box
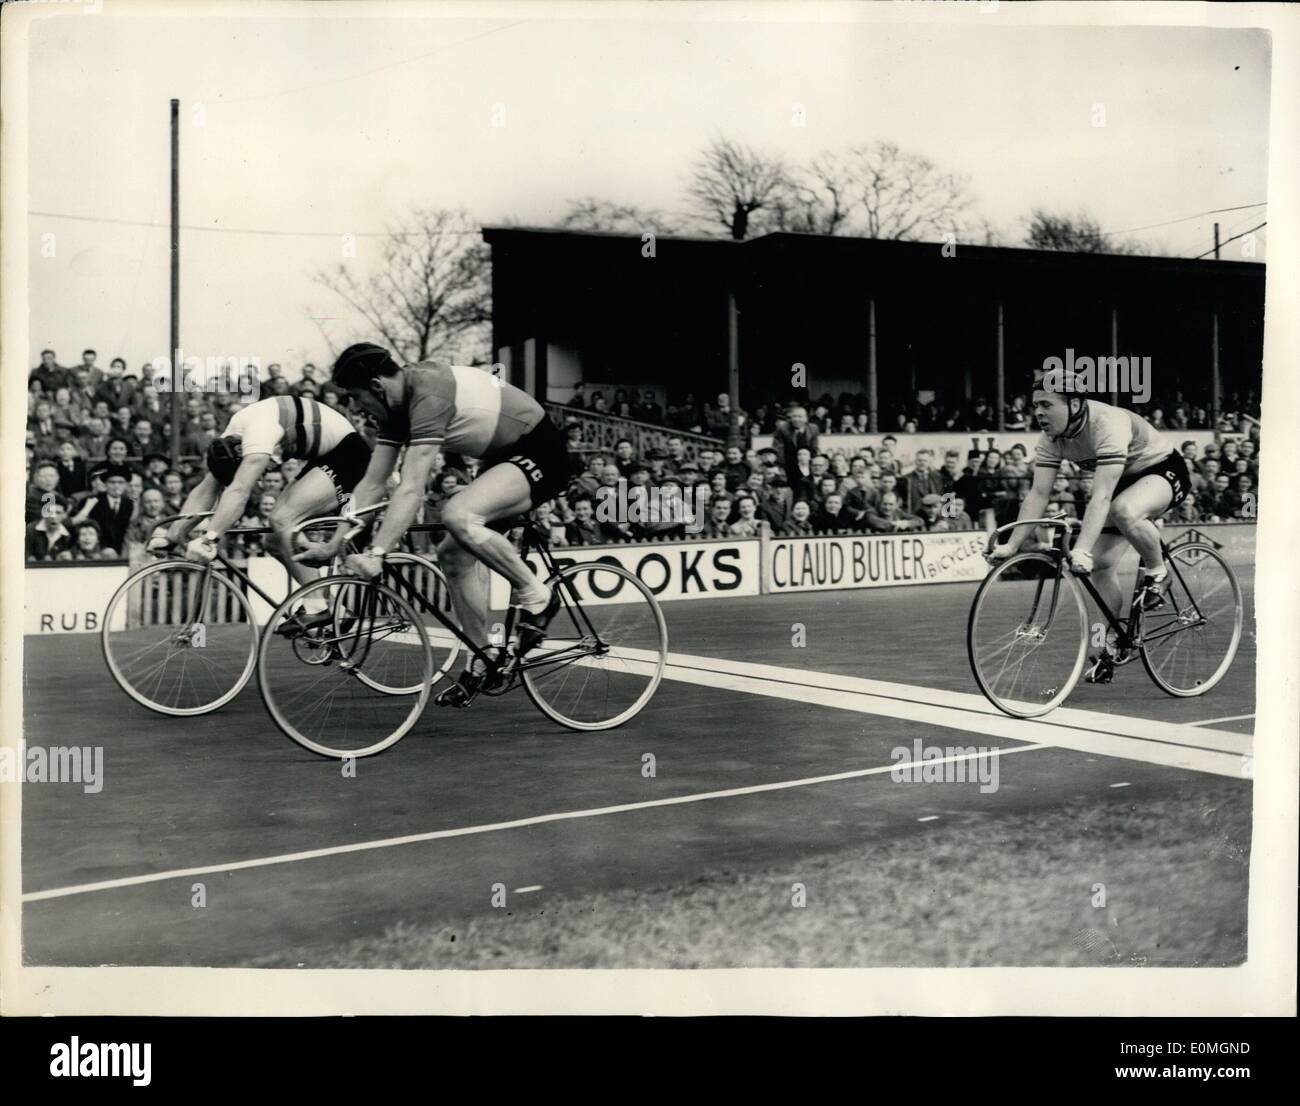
[434,670,485,707]
[1084,655,1116,684]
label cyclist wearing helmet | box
[328,343,570,708]
[165,394,370,595]
[989,366,1190,683]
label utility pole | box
[169,98,181,465]
[1213,222,1220,260]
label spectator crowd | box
[25,348,1263,562]
[565,384,1261,443]
[24,349,354,562]
[533,403,1261,546]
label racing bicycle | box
[100,503,452,715]
[967,514,1243,718]
[257,519,669,758]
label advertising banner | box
[767,530,990,594]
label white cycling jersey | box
[222,396,354,461]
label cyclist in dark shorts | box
[165,394,370,603]
[990,367,1190,683]
[327,343,571,706]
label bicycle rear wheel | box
[1140,542,1242,696]
[968,552,1088,718]
[258,576,433,758]
[521,561,667,730]
[102,560,257,715]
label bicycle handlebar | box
[154,510,214,530]
[983,513,1081,556]
[289,500,391,548]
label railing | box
[125,558,253,626]
[544,403,724,464]
[118,525,456,628]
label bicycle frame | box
[984,516,1211,651]
[375,522,609,682]
[143,513,282,626]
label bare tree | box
[686,136,790,240]
[756,151,858,236]
[1024,208,1150,255]
[557,197,681,235]
[970,216,1008,248]
[312,207,491,365]
[845,141,975,241]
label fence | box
[120,527,455,629]
[545,403,724,464]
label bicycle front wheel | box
[521,561,667,730]
[102,560,257,716]
[968,552,1088,718]
[340,553,461,695]
[1140,543,1243,696]
[258,576,433,758]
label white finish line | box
[23,648,1251,903]
[639,647,1253,779]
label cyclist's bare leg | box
[1109,475,1172,575]
[266,468,344,597]
[440,462,546,606]
[436,533,491,654]
[1089,532,1129,625]
[435,463,544,688]
[1089,476,1174,653]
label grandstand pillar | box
[727,291,740,414]
[169,98,181,466]
[522,337,548,401]
[494,346,513,386]
[1211,309,1221,424]
[995,300,1005,431]
[1110,307,1120,406]
[867,296,878,432]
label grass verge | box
[258,777,1250,969]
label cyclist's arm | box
[1074,463,1122,556]
[349,442,399,516]
[1002,464,1056,553]
[206,452,273,538]
[370,443,438,553]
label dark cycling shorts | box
[482,416,571,507]
[298,431,370,506]
[1101,449,1190,534]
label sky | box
[23,5,1271,377]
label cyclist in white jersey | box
[990,368,1191,682]
[164,395,370,599]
